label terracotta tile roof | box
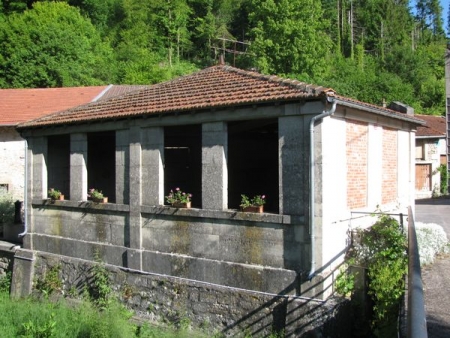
[415,114,446,137]
[0,86,107,126]
[16,65,425,129]
[17,66,334,128]
[0,85,147,126]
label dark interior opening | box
[88,131,116,203]
[47,134,70,199]
[228,119,279,213]
[164,125,202,208]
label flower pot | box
[92,197,108,203]
[172,201,191,208]
[241,205,263,213]
[49,194,64,201]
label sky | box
[441,0,449,32]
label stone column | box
[70,133,88,201]
[31,136,48,200]
[127,126,142,270]
[141,127,164,206]
[116,129,130,204]
[278,116,307,215]
[202,122,228,210]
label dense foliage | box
[0,0,448,115]
[342,215,408,337]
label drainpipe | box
[19,139,28,238]
[308,97,337,280]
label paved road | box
[415,198,450,338]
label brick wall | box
[346,120,368,209]
[382,128,398,204]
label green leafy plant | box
[88,188,104,200]
[335,264,355,298]
[438,164,448,195]
[0,192,14,224]
[21,313,57,338]
[90,251,112,309]
[240,194,266,208]
[166,187,192,205]
[0,271,12,293]
[350,214,407,337]
[47,188,62,200]
[35,265,63,297]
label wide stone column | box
[126,126,143,270]
[141,127,164,206]
[202,122,228,210]
[278,116,307,215]
[31,136,48,200]
[70,133,88,201]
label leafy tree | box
[0,2,117,88]
[247,0,332,77]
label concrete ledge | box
[0,240,21,253]
[141,205,305,225]
[32,199,130,212]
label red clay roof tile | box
[16,65,424,129]
[415,114,446,137]
[0,85,148,126]
[16,66,334,128]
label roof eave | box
[335,98,426,126]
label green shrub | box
[0,192,15,224]
[438,164,448,195]
[349,215,407,337]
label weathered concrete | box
[10,248,34,298]
[70,133,88,201]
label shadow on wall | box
[220,276,352,337]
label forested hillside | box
[0,0,447,115]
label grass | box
[0,291,209,338]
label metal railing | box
[407,206,428,338]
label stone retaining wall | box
[31,251,351,337]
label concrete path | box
[415,198,450,338]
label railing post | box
[407,206,428,338]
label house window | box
[88,131,115,203]
[48,134,70,199]
[164,125,202,208]
[415,141,424,160]
[228,119,279,213]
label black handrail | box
[407,206,428,338]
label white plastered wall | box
[0,127,25,201]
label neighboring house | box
[414,114,446,198]
[14,65,423,327]
[0,85,148,202]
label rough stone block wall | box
[31,252,352,337]
[382,128,398,204]
[346,120,368,209]
[0,251,13,277]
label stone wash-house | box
[14,66,423,334]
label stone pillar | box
[70,133,88,201]
[10,249,35,298]
[127,126,142,270]
[278,116,307,215]
[116,129,130,204]
[141,127,164,206]
[202,122,228,210]
[31,136,48,200]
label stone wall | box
[27,201,308,295]
[30,251,352,337]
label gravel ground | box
[415,198,450,338]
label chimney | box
[219,54,225,66]
[387,101,414,116]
